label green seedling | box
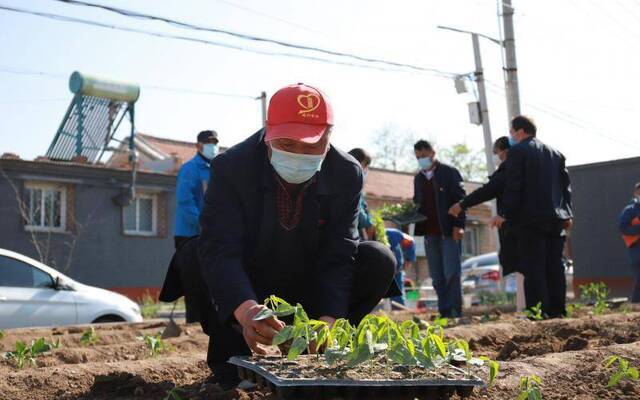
[4,338,58,368]
[80,326,99,346]
[518,374,543,400]
[163,386,186,400]
[524,302,544,321]
[379,201,417,219]
[433,315,449,328]
[139,333,168,356]
[579,282,609,315]
[604,356,639,388]
[565,303,583,318]
[0,330,4,341]
[263,295,499,387]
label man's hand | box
[448,202,463,217]
[563,219,573,231]
[490,216,505,229]
[234,300,284,355]
[452,227,464,241]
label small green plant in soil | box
[518,374,543,400]
[140,290,161,319]
[163,386,186,400]
[80,326,99,346]
[524,302,544,321]
[0,330,4,341]
[604,355,639,388]
[579,282,609,315]
[4,338,59,368]
[256,295,499,386]
[565,303,583,318]
[139,333,169,356]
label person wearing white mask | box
[174,130,219,249]
[189,83,397,388]
[412,139,466,318]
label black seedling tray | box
[228,356,484,400]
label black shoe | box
[208,363,241,390]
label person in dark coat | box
[619,183,640,302]
[413,139,466,318]
[160,83,396,388]
[448,137,518,276]
[494,115,573,318]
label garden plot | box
[0,309,639,399]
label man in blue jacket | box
[619,183,640,302]
[413,139,466,317]
[196,83,396,387]
[174,130,219,249]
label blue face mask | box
[417,157,433,170]
[508,135,517,146]
[202,144,218,160]
[269,145,326,184]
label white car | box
[0,248,142,329]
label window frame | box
[462,225,482,259]
[122,192,158,237]
[23,182,67,233]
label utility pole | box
[471,33,496,175]
[502,0,521,120]
[501,0,525,312]
[258,91,267,127]
[438,26,498,175]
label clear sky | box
[1,0,639,167]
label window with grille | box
[24,183,66,232]
[123,194,157,236]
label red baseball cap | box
[265,83,334,143]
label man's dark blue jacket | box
[197,129,363,324]
[619,201,640,265]
[502,137,573,226]
[413,162,466,237]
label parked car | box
[461,252,575,303]
[0,248,142,329]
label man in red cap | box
[195,83,397,387]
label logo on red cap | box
[297,94,321,116]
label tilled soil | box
[1,311,640,399]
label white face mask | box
[201,144,218,160]
[269,145,326,184]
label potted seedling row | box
[228,296,498,400]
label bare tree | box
[0,165,99,273]
[369,123,419,172]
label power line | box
[51,0,457,77]
[0,65,256,100]
[213,0,328,37]
[484,82,640,150]
[0,4,456,78]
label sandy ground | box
[1,309,640,399]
